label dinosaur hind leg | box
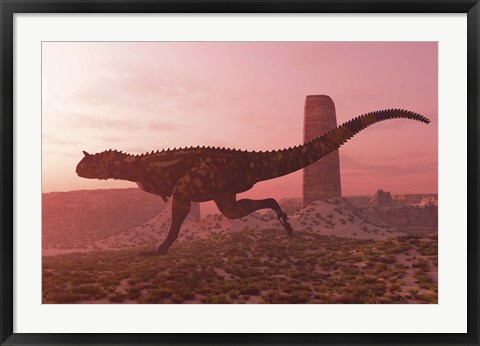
[214,194,294,236]
[155,190,191,255]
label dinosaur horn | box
[82,151,90,157]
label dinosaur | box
[76,109,430,255]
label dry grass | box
[43,229,437,304]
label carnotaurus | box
[76,109,429,255]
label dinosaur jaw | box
[77,167,138,182]
[76,171,109,180]
[76,164,110,180]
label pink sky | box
[42,42,437,205]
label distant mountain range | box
[42,188,166,248]
[42,188,437,254]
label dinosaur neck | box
[103,153,143,182]
[252,109,430,182]
[110,162,139,181]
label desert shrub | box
[143,288,173,303]
[340,265,360,276]
[374,263,388,273]
[127,285,143,300]
[415,242,437,256]
[287,291,310,304]
[108,291,127,303]
[71,284,107,299]
[170,294,184,304]
[416,293,437,303]
[332,294,359,304]
[262,291,290,304]
[414,271,434,289]
[228,289,240,299]
[99,276,120,288]
[48,292,86,303]
[70,271,96,285]
[205,294,232,304]
[378,255,396,264]
[239,283,262,296]
[319,257,336,270]
[408,289,419,298]
[381,294,407,304]
[412,259,429,271]
[392,245,411,254]
[178,288,196,300]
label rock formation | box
[367,189,396,207]
[394,194,438,206]
[302,95,342,206]
[419,196,438,207]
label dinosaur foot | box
[138,247,169,256]
[277,212,295,236]
[154,245,170,256]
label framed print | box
[1,0,479,345]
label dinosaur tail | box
[253,109,430,182]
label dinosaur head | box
[76,150,124,180]
[76,151,108,179]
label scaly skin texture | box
[76,109,430,254]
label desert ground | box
[42,188,438,304]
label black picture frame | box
[1,0,479,345]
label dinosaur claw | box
[276,211,294,236]
[284,223,294,236]
[155,246,169,255]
